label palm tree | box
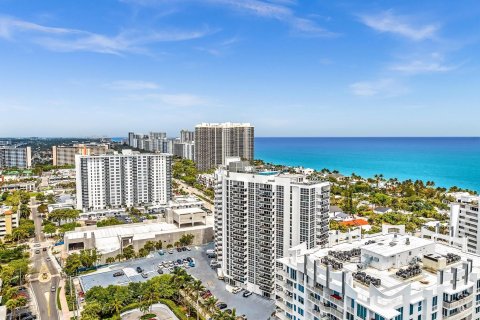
[141,286,160,313]
[188,279,205,320]
[106,257,115,264]
[204,296,218,315]
[115,253,124,262]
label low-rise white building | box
[64,221,213,262]
[275,232,480,320]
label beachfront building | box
[0,206,19,238]
[52,143,109,166]
[127,131,170,152]
[0,146,32,168]
[214,164,330,298]
[276,231,480,320]
[447,193,480,255]
[173,141,195,161]
[75,150,172,211]
[180,130,195,143]
[195,122,254,171]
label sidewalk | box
[58,278,72,320]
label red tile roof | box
[339,219,369,227]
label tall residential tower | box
[214,164,330,298]
[195,123,254,171]
[75,150,172,211]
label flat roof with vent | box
[361,235,434,258]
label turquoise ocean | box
[255,137,480,192]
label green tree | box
[189,279,205,320]
[64,253,82,275]
[36,193,46,202]
[6,297,27,319]
[43,223,57,237]
[19,204,31,219]
[122,245,135,260]
[179,234,195,246]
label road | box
[29,198,60,320]
[174,178,214,212]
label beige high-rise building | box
[194,122,254,171]
[0,206,19,238]
[0,146,31,168]
[52,144,109,166]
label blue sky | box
[0,0,479,137]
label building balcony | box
[443,293,473,309]
[443,306,473,320]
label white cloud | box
[105,80,160,90]
[158,93,209,107]
[211,0,334,36]
[0,15,212,55]
[121,92,209,107]
[123,0,334,37]
[359,11,438,41]
[350,78,407,97]
[390,53,458,74]
[390,59,456,74]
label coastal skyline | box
[1,0,479,137]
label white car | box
[186,246,191,251]
[232,287,243,294]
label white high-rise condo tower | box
[75,150,172,211]
[214,163,330,298]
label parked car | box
[34,243,41,247]
[136,266,143,273]
[243,290,252,297]
[46,257,51,262]
[186,246,191,251]
[51,286,56,292]
[141,272,148,278]
[157,269,163,274]
[34,250,40,254]
[42,248,47,251]
[113,271,124,277]
[232,287,242,294]
[158,250,165,255]
[168,249,174,254]
[216,302,227,309]
[176,259,182,264]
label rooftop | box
[281,233,480,295]
[195,122,252,128]
[339,219,369,226]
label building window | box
[356,304,367,320]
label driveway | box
[79,244,275,320]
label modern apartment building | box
[447,193,480,255]
[75,150,172,211]
[0,146,32,168]
[52,143,109,166]
[214,166,330,298]
[0,206,19,238]
[173,142,195,161]
[180,130,195,143]
[276,232,480,320]
[195,122,254,171]
[127,131,168,152]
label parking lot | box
[79,243,275,320]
